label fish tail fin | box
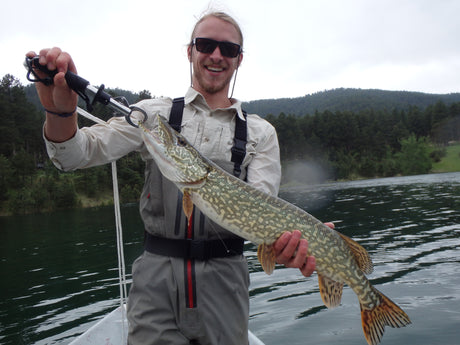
[360,287,411,345]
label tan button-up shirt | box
[45,87,281,196]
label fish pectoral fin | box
[182,189,194,220]
[361,287,411,345]
[257,243,276,275]
[318,274,344,308]
[338,232,374,275]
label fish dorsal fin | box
[318,274,344,308]
[338,232,373,275]
[257,243,276,275]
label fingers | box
[35,47,77,76]
[56,50,77,75]
[273,223,335,277]
[39,47,61,72]
[44,48,77,92]
[289,237,309,268]
[273,230,316,277]
[274,230,302,264]
[300,255,316,277]
[27,47,78,113]
[324,222,335,229]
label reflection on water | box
[1,173,459,345]
[249,172,460,345]
[0,206,144,345]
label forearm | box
[44,112,78,143]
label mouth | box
[205,65,225,73]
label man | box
[27,11,318,345]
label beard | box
[192,61,235,95]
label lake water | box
[1,172,459,345]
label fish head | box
[140,114,210,187]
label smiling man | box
[27,10,316,345]
[189,15,243,106]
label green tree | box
[7,187,35,214]
[396,135,432,175]
[52,175,78,209]
[0,155,13,200]
[0,74,43,158]
[137,89,152,101]
[378,147,399,177]
[10,149,36,186]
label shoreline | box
[2,170,458,218]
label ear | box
[237,53,243,67]
[187,45,192,62]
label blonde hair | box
[190,11,244,48]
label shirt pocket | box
[200,122,226,156]
[182,118,241,175]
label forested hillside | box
[1,73,459,214]
[243,88,460,117]
[1,75,150,215]
[267,102,459,182]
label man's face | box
[189,16,243,98]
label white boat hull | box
[69,305,265,345]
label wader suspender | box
[168,97,248,178]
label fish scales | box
[193,169,357,282]
[139,115,411,345]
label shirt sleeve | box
[245,119,282,196]
[43,98,173,171]
[43,112,146,171]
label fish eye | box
[177,137,187,146]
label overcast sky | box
[1,0,459,102]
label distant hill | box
[24,84,142,111]
[25,84,460,117]
[242,88,460,117]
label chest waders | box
[144,97,248,309]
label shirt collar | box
[184,87,246,121]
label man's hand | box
[273,223,335,277]
[26,47,78,113]
[26,47,79,142]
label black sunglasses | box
[192,37,242,58]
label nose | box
[208,45,224,59]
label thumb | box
[52,72,78,111]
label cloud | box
[2,0,460,101]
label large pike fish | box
[139,115,411,345]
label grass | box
[432,143,460,173]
